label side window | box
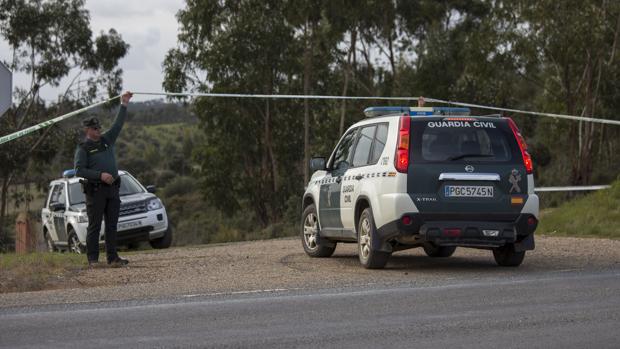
[331,128,358,171]
[49,185,62,206]
[352,125,376,167]
[370,123,388,164]
[58,184,66,205]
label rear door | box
[408,117,527,220]
[48,184,69,241]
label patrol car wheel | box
[68,230,85,254]
[358,208,390,269]
[44,230,57,253]
[492,244,525,267]
[423,244,456,258]
[301,204,335,257]
[149,226,173,249]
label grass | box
[538,180,620,239]
[0,252,86,293]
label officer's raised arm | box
[74,145,101,180]
[103,91,133,144]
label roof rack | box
[364,106,471,118]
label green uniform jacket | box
[74,105,127,181]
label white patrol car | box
[301,106,539,269]
[41,170,172,253]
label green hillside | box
[539,181,620,239]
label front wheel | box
[423,244,456,258]
[149,226,173,249]
[493,244,525,267]
[358,208,390,269]
[301,204,336,257]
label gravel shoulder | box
[1,235,619,308]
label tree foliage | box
[0,0,129,246]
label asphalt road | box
[1,268,619,349]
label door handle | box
[355,174,364,181]
[336,176,342,183]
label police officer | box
[74,91,133,267]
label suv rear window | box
[411,119,517,163]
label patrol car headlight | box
[77,215,88,223]
[147,198,162,211]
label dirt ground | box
[1,235,619,308]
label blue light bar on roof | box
[364,106,471,118]
[63,169,76,178]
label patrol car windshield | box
[68,174,145,205]
[411,119,515,162]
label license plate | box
[118,220,141,230]
[444,185,494,198]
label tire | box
[149,226,173,249]
[67,229,85,254]
[301,204,336,257]
[493,244,525,267]
[357,207,390,269]
[423,244,456,258]
[44,229,57,253]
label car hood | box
[120,192,156,204]
[69,193,156,213]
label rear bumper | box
[376,213,537,252]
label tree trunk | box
[0,176,9,244]
[339,30,357,137]
[302,21,312,185]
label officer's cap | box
[82,117,101,129]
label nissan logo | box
[465,165,475,173]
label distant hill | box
[87,99,197,126]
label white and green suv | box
[301,106,538,269]
[41,170,172,253]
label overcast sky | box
[0,0,186,102]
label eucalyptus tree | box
[0,0,128,245]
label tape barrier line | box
[0,95,120,146]
[133,91,422,101]
[424,97,620,126]
[535,185,611,192]
[2,90,620,146]
[138,91,620,125]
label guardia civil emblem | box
[509,169,522,193]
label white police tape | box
[141,91,620,125]
[2,91,620,146]
[423,97,620,126]
[0,95,120,145]
[132,91,422,101]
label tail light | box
[394,115,410,173]
[507,118,533,174]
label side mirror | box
[146,185,157,194]
[50,203,66,212]
[309,157,327,172]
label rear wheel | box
[301,204,335,257]
[44,229,57,252]
[358,208,390,269]
[67,229,85,254]
[423,244,456,258]
[493,244,525,267]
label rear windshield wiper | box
[448,153,494,161]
